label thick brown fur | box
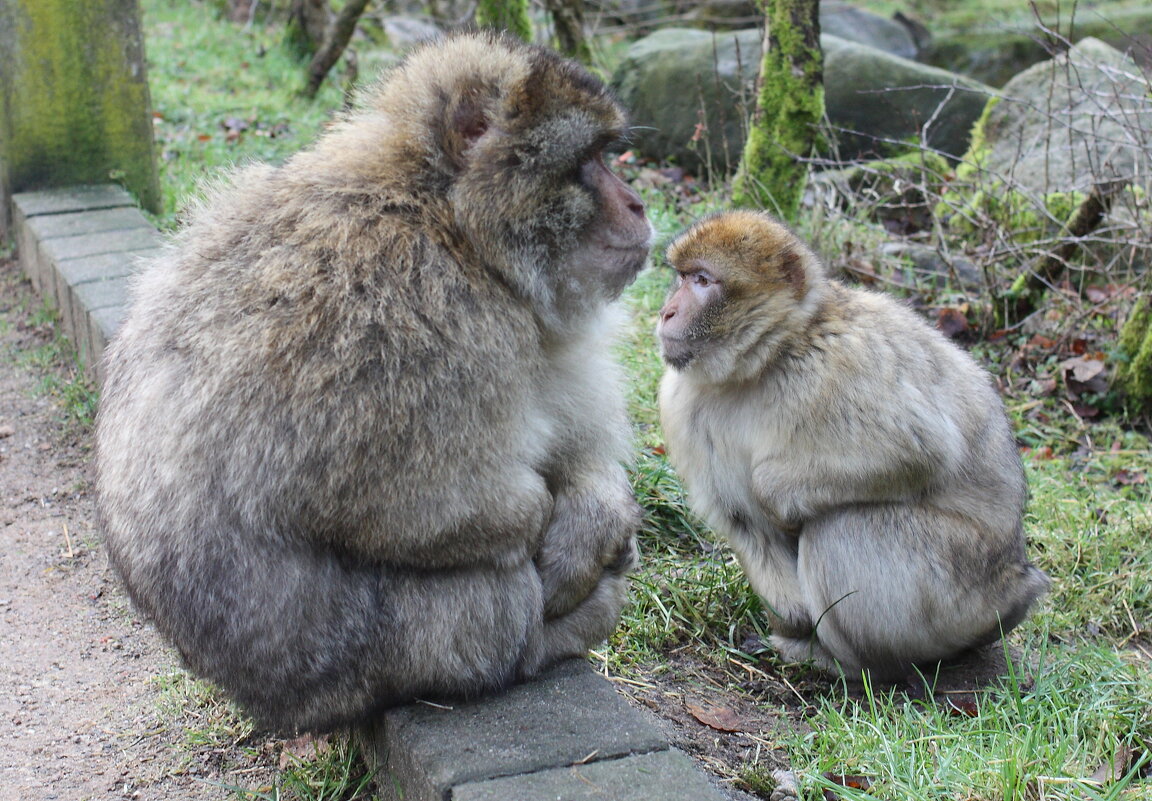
[95,32,652,733]
[657,210,1048,680]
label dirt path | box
[0,258,265,801]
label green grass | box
[3,294,99,432]
[781,643,1151,801]
[142,0,345,224]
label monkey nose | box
[659,306,675,323]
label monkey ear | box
[440,85,492,170]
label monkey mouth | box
[657,335,695,370]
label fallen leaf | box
[1114,469,1146,486]
[936,307,970,339]
[279,733,330,769]
[1085,286,1111,303]
[1061,355,1106,384]
[686,702,747,732]
[1061,355,1109,398]
[822,773,873,800]
[1087,744,1134,784]
[944,696,980,716]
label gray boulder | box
[610,27,760,175]
[923,8,1152,87]
[971,37,1152,194]
[822,35,995,162]
[684,0,925,59]
[610,28,995,173]
[820,1,920,60]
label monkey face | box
[408,35,652,318]
[657,260,726,370]
[559,155,651,301]
[657,212,823,374]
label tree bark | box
[287,0,329,61]
[0,0,161,223]
[544,0,589,62]
[731,0,824,220]
[304,0,370,99]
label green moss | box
[732,0,825,220]
[1,0,161,212]
[474,0,532,42]
[1116,296,1152,411]
[935,95,1095,244]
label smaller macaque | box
[657,210,1049,680]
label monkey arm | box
[750,401,965,526]
[535,468,640,620]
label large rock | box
[610,28,760,175]
[923,8,1152,86]
[610,28,995,173]
[820,0,921,60]
[822,35,994,162]
[685,0,925,59]
[971,37,1152,194]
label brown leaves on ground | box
[686,701,751,733]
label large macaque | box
[95,33,652,733]
[657,211,1048,680]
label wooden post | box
[0,0,161,239]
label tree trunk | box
[731,0,824,221]
[1117,294,1152,416]
[544,0,589,62]
[304,0,370,99]
[475,0,532,42]
[0,0,162,226]
[286,0,329,61]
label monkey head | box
[657,210,826,376]
[339,32,652,326]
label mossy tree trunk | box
[286,0,329,61]
[732,0,824,221]
[0,0,161,233]
[1117,296,1152,415]
[544,0,590,62]
[304,0,370,98]
[475,0,532,42]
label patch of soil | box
[0,259,281,800]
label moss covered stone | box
[0,0,161,216]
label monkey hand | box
[535,479,640,620]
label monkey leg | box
[133,534,556,733]
[794,505,1044,680]
[725,525,814,640]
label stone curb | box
[11,184,162,383]
[8,184,745,801]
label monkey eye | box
[691,272,715,288]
